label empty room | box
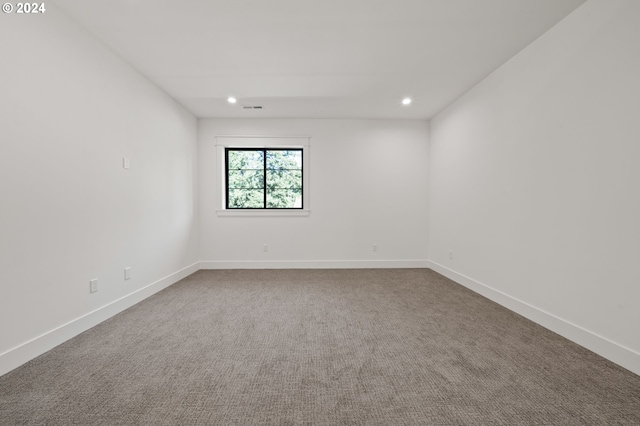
[1,0,639,424]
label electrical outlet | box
[449,250,454,260]
[123,157,130,169]
[372,244,378,252]
[263,244,268,252]
[124,267,131,281]
[90,279,98,293]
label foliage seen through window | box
[226,148,302,209]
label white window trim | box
[215,136,311,217]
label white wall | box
[199,119,429,268]
[429,0,640,374]
[0,4,199,375]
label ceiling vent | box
[242,105,263,110]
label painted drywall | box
[199,119,429,268]
[429,0,640,374]
[0,4,199,374]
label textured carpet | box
[1,268,639,425]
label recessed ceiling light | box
[227,97,237,104]
[402,98,412,105]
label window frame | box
[215,136,310,217]
[225,147,303,210]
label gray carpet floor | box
[1,268,639,425]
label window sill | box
[216,209,310,217]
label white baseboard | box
[428,260,640,376]
[0,262,200,377]
[200,259,430,269]
[5,260,637,379]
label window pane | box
[267,189,302,208]
[225,147,303,210]
[228,189,264,208]
[228,150,264,170]
[266,170,301,190]
[266,150,302,171]
[228,169,264,189]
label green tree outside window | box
[226,148,302,209]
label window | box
[225,148,303,209]
[215,136,310,216]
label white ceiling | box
[52,0,585,119]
